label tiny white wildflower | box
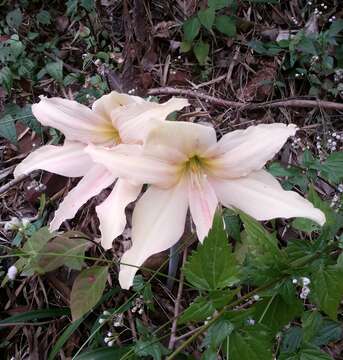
[103,310,111,316]
[301,277,311,286]
[99,318,106,324]
[292,278,298,284]
[300,286,310,299]
[253,294,260,301]
[7,265,18,280]
[107,340,115,347]
[104,337,111,343]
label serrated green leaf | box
[178,297,215,324]
[215,15,236,37]
[319,152,343,184]
[183,17,201,43]
[228,324,273,360]
[0,114,17,143]
[198,8,215,31]
[70,266,108,321]
[183,212,239,291]
[310,265,343,320]
[36,232,89,273]
[279,345,333,360]
[6,8,23,29]
[280,327,303,354]
[202,318,234,348]
[193,39,209,65]
[291,218,319,233]
[254,284,303,333]
[311,319,343,347]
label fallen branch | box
[0,174,31,196]
[147,87,343,111]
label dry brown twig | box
[0,173,31,197]
[147,87,343,111]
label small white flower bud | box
[7,265,18,280]
[103,310,110,316]
[99,318,106,324]
[301,277,311,286]
[108,340,115,347]
[104,337,111,343]
[292,278,298,284]
[253,294,260,301]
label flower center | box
[182,155,210,175]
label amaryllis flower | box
[14,92,188,248]
[87,122,326,289]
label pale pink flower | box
[14,92,188,249]
[87,121,326,289]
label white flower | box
[301,277,311,286]
[7,265,18,280]
[300,286,310,299]
[108,340,115,347]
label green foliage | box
[70,265,109,321]
[249,20,343,97]
[36,232,90,272]
[310,264,343,320]
[134,320,170,359]
[181,1,237,65]
[227,324,273,360]
[183,211,239,290]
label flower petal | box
[32,97,114,144]
[145,120,217,157]
[96,179,142,250]
[211,170,325,225]
[188,173,218,242]
[119,181,189,289]
[85,144,178,187]
[92,91,144,121]
[50,165,116,231]
[207,123,297,178]
[14,142,91,178]
[113,97,189,144]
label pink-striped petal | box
[50,165,116,231]
[14,142,91,178]
[96,179,142,250]
[188,173,218,242]
[113,98,189,144]
[119,180,188,289]
[211,170,325,225]
[207,123,297,178]
[32,97,114,144]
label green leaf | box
[319,152,343,184]
[183,17,201,43]
[22,227,54,255]
[310,265,343,320]
[193,39,209,65]
[6,8,23,29]
[311,319,343,347]
[36,232,89,273]
[0,114,17,143]
[0,308,70,326]
[291,218,319,233]
[48,287,120,360]
[280,327,303,354]
[198,8,215,31]
[223,209,241,242]
[70,266,108,321]
[45,61,64,83]
[74,347,132,360]
[183,211,239,291]
[208,0,230,9]
[178,297,215,324]
[36,10,51,25]
[215,15,236,37]
[0,67,13,93]
[280,345,333,360]
[254,285,303,333]
[228,324,273,360]
[180,40,192,53]
[202,318,234,348]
